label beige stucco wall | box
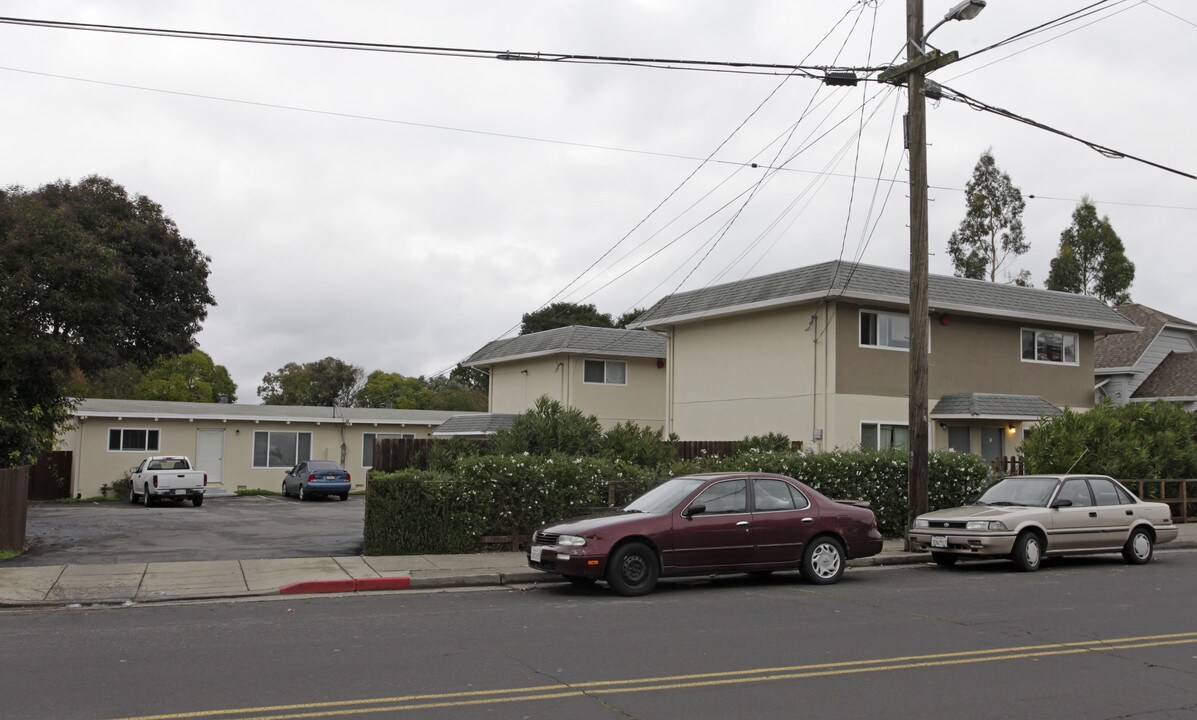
[667,303,827,445]
[835,302,1096,410]
[57,417,437,497]
[487,353,666,429]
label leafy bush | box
[734,432,793,454]
[602,421,677,467]
[364,470,491,555]
[1021,401,1197,479]
[490,397,603,456]
[425,436,487,471]
[111,474,132,500]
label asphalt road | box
[3,550,1196,720]
[10,495,364,566]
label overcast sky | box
[4,1,1194,402]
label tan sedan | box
[908,474,1178,571]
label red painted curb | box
[355,577,411,591]
[278,576,412,595]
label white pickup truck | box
[129,456,207,507]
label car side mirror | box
[683,503,706,518]
[1050,498,1073,509]
[130,467,139,474]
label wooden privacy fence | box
[371,437,806,473]
[1123,480,1195,524]
[991,456,1025,476]
[0,466,30,551]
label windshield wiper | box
[986,501,1020,506]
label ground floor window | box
[861,423,908,451]
[108,428,160,452]
[362,432,416,468]
[253,431,312,468]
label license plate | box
[931,535,948,548]
[530,546,544,562]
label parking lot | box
[8,494,364,566]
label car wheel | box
[1011,531,1043,572]
[564,576,597,586]
[1122,527,1154,565]
[339,492,349,501]
[802,536,845,585]
[143,484,151,508]
[931,552,958,567]
[281,481,289,498]
[129,483,138,504]
[192,495,203,508]
[298,484,306,501]
[606,542,659,597]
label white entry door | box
[196,429,225,485]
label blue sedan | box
[282,460,351,501]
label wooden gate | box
[28,451,72,500]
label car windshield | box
[624,477,706,514]
[308,461,341,471]
[975,477,1059,507]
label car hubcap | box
[1133,533,1151,559]
[621,555,648,585]
[812,544,841,578]
[1025,538,1040,566]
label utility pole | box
[878,0,984,549]
[905,0,931,547]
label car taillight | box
[152,475,158,489]
[345,473,351,482]
[308,473,316,481]
[203,474,208,487]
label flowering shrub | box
[364,447,992,553]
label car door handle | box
[736,521,749,526]
[1126,510,1133,516]
[1089,512,1097,518]
[801,518,814,523]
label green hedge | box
[363,449,991,553]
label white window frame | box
[362,432,417,468]
[107,427,160,452]
[859,309,912,352]
[582,358,628,386]
[860,422,909,451]
[1020,327,1080,366]
[252,431,312,469]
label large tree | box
[257,357,364,406]
[1044,197,1134,305]
[0,177,214,464]
[520,302,613,335]
[134,350,237,403]
[947,150,1030,283]
[354,371,430,409]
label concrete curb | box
[278,576,412,595]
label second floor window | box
[1021,328,1078,365]
[584,359,627,385]
[860,310,910,350]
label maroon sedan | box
[527,472,883,596]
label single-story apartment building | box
[55,398,473,498]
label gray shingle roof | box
[73,398,469,427]
[1130,352,1197,399]
[1095,304,1197,369]
[930,393,1063,420]
[628,260,1139,332]
[464,325,666,367]
[432,413,519,436]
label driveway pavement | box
[9,494,363,566]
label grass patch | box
[0,547,23,561]
[235,488,282,496]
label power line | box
[939,84,1197,181]
[1145,1,1197,28]
[0,15,888,78]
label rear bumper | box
[302,483,351,496]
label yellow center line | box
[110,631,1197,720]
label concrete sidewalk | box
[3,529,1195,607]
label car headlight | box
[913,519,929,529]
[557,534,586,547]
[965,520,1009,531]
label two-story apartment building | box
[629,261,1139,461]
[463,325,667,430]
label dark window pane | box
[253,432,268,467]
[298,433,312,463]
[147,430,160,451]
[1058,479,1093,507]
[861,424,878,451]
[584,360,605,383]
[109,429,121,451]
[362,434,375,467]
[124,429,147,451]
[753,479,796,511]
[1090,478,1123,506]
[694,480,747,513]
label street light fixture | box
[923,0,986,49]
